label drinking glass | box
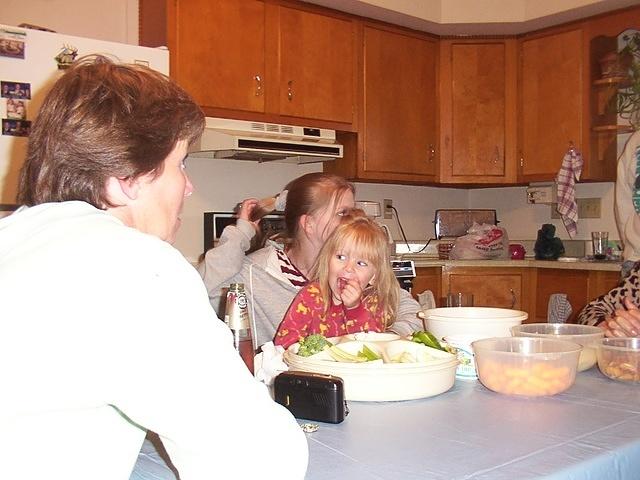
[591,231,608,260]
[446,292,474,307]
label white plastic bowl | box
[284,339,457,401]
[423,307,528,340]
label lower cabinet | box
[533,268,620,323]
[441,266,530,312]
[412,265,620,324]
[412,267,442,305]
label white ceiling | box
[302,0,640,34]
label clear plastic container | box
[597,337,640,383]
[472,337,582,396]
[511,323,603,372]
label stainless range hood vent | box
[189,117,343,163]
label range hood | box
[189,117,343,164]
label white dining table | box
[304,368,640,480]
[132,368,639,480]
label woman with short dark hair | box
[1,55,308,480]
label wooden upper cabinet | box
[167,0,356,128]
[169,0,266,114]
[439,39,517,184]
[358,24,438,182]
[276,5,356,124]
[519,26,586,182]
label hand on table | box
[600,298,640,337]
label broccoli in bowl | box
[297,334,331,357]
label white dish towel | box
[547,293,573,323]
[555,146,583,238]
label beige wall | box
[0,1,621,263]
[1,0,139,44]
[469,183,617,241]
[352,0,606,23]
[304,0,638,34]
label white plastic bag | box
[449,222,509,260]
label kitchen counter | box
[306,368,640,480]
[396,255,622,272]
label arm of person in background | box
[600,297,640,338]
[614,131,640,266]
[387,289,423,336]
[614,135,633,256]
[197,199,260,309]
[577,264,640,327]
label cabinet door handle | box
[287,80,293,101]
[254,75,262,97]
[509,288,516,309]
[428,144,435,163]
[494,146,500,164]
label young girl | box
[274,210,400,349]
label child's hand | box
[339,277,363,309]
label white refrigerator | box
[0,24,169,205]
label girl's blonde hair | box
[311,210,399,328]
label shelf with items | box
[592,76,630,87]
[591,75,632,131]
[592,124,634,133]
[589,31,636,178]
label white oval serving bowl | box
[284,338,458,401]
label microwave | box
[203,211,286,254]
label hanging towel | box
[555,147,583,238]
[547,293,573,323]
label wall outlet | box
[577,197,601,218]
[383,199,393,219]
[526,184,555,204]
[550,198,601,219]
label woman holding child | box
[198,172,422,348]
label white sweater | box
[615,130,640,262]
[0,202,307,480]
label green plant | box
[616,32,640,130]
